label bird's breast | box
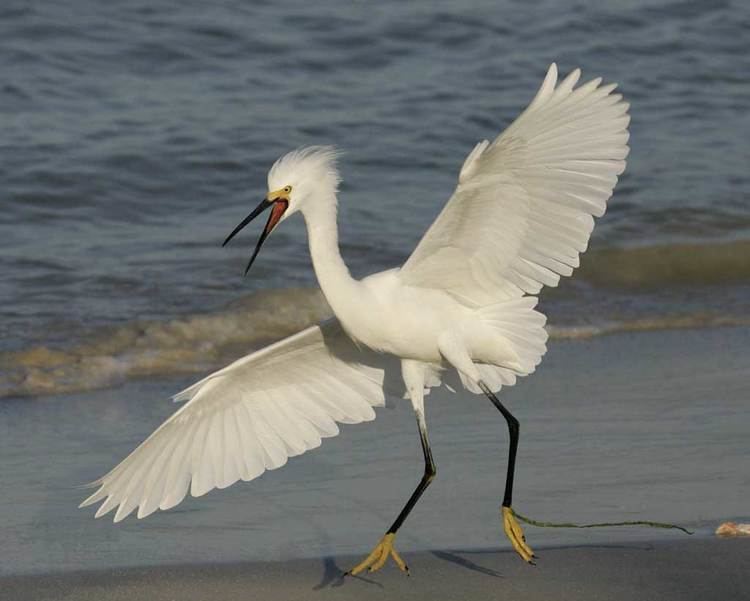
[336,279,465,362]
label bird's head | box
[223,145,340,274]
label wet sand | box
[3,538,748,601]
[1,326,748,579]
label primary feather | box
[80,320,397,521]
[400,63,629,305]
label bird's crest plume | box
[268,145,342,193]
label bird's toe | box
[502,506,536,564]
[347,533,409,576]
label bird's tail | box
[457,297,548,394]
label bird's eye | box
[283,186,292,193]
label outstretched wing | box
[399,63,630,306]
[80,319,398,522]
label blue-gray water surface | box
[2,1,749,374]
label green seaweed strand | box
[511,509,694,536]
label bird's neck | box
[302,194,362,319]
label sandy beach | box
[3,538,748,601]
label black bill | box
[223,198,289,275]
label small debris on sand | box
[715,522,750,537]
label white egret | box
[80,63,629,574]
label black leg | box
[478,381,535,563]
[387,411,437,534]
[347,411,436,575]
[478,381,519,508]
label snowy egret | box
[81,63,629,574]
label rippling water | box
[2,0,749,396]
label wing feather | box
[400,63,629,305]
[80,319,396,521]
[159,420,198,510]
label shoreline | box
[3,538,747,601]
[2,325,748,577]
[4,290,750,400]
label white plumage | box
[81,63,630,561]
[401,65,629,305]
[82,320,396,521]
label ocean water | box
[2,0,749,396]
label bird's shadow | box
[431,550,504,578]
[312,550,504,590]
[312,556,383,590]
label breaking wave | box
[576,239,750,289]
[2,239,749,398]
[0,288,330,399]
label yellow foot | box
[502,506,536,564]
[347,533,409,576]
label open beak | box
[223,195,289,275]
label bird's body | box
[326,269,496,364]
[338,270,441,359]
[81,63,630,573]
